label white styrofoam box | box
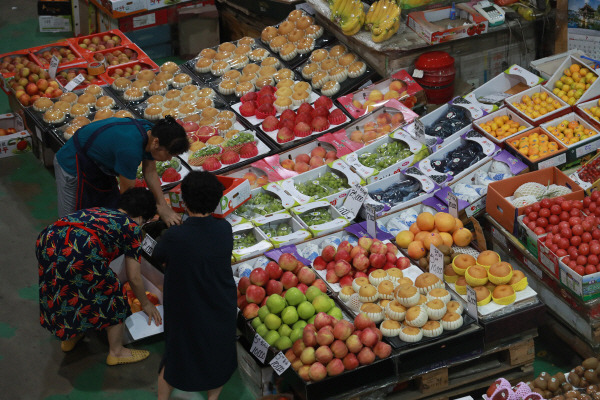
[290,200,350,238]
[464,64,545,113]
[504,85,570,126]
[530,50,589,80]
[277,160,365,207]
[341,130,428,183]
[232,184,298,222]
[232,223,274,261]
[540,112,600,154]
[570,170,593,191]
[416,130,501,187]
[358,169,438,219]
[253,211,312,248]
[374,203,438,237]
[471,107,534,145]
[576,97,600,125]
[544,55,600,105]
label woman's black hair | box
[118,188,157,222]
[181,171,225,214]
[151,116,190,155]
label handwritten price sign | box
[142,234,157,256]
[337,185,368,221]
[466,286,478,322]
[269,351,291,375]
[250,334,269,363]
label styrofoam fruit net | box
[347,293,363,313]
[514,182,546,199]
[452,245,480,258]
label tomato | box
[585,265,597,275]
[584,197,592,207]
[552,235,561,244]
[593,228,600,240]
[575,265,585,276]
[570,208,581,217]
[540,199,552,209]
[559,238,571,250]
[577,255,588,265]
[560,228,573,239]
[561,201,573,211]
[583,221,594,232]
[583,232,593,243]
[568,260,577,270]
[590,202,598,213]
[570,217,583,227]
[551,225,560,234]
[564,256,571,263]
[596,265,600,272]
[591,191,600,201]
[539,208,551,218]
[580,243,591,255]
[536,217,548,228]
[528,212,538,221]
[550,205,562,215]
[527,222,537,230]
[573,202,584,210]
[523,217,530,224]
[550,244,559,253]
[588,254,599,266]
[569,247,579,259]
[557,249,567,257]
[555,196,566,204]
[591,242,600,255]
[558,221,570,231]
[534,227,546,235]
[560,211,571,221]
[524,206,533,214]
[532,203,541,212]
[571,235,582,246]
[549,215,560,225]
[572,225,584,237]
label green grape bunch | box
[262,222,293,238]
[224,131,255,147]
[299,208,334,226]
[235,192,284,218]
[295,173,349,200]
[192,145,221,158]
[233,231,258,250]
[359,140,412,169]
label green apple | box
[258,305,270,322]
[308,315,316,324]
[327,306,343,321]
[281,306,299,325]
[266,294,286,315]
[264,330,280,346]
[278,323,292,337]
[285,287,306,306]
[305,286,323,302]
[290,327,303,343]
[293,320,307,330]
[312,294,332,313]
[274,336,293,351]
[264,313,282,331]
[329,298,336,309]
[297,300,315,320]
[251,317,262,329]
[256,323,268,337]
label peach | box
[250,268,269,286]
[357,347,376,365]
[309,156,324,168]
[298,364,311,380]
[349,129,363,143]
[389,80,407,92]
[369,253,386,268]
[376,113,392,125]
[293,359,305,372]
[346,334,363,354]
[354,313,375,330]
[334,249,351,263]
[326,358,345,376]
[300,347,316,365]
[352,253,370,271]
[358,237,373,251]
[245,285,265,304]
[350,246,368,259]
[296,153,311,164]
[370,240,387,255]
[308,362,327,381]
[311,146,327,159]
[279,253,298,271]
[359,327,378,347]
[322,245,337,262]
[293,339,307,357]
[312,279,327,293]
[362,131,379,143]
[326,150,336,160]
[294,161,310,173]
[281,271,298,289]
[330,339,349,359]
[285,348,297,362]
[242,303,259,319]
[314,312,333,330]
[281,159,295,170]
[343,353,359,370]
[313,256,327,270]
[333,320,354,341]
[334,260,351,277]
[373,341,392,359]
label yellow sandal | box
[106,349,150,366]
[61,334,83,352]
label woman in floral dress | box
[36,188,162,365]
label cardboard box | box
[38,1,73,16]
[39,15,73,33]
[406,5,488,45]
[336,70,425,119]
[0,113,32,158]
[236,342,275,398]
[464,64,545,113]
[544,55,600,106]
[263,140,340,180]
[472,107,534,146]
[486,167,585,235]
[504,85,571,127]
[558,255,600,301]
[540,112,600,165]
[212,176,251,218]
[504,127,568,171]
[177,1,219,59]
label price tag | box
[413,68,424,79]
[466,286,478,322]
[465,197,486,218]
[250,333,269,363]
[64,74,85,92]
[269,351,291,375]
[337,185,368,221]
[414,118,426,140]
[538,153,567,169]
[365,204,377,239]
[141,234,157,256]
[429,245,444,279]
[49,56,59,80]
[576,139,600,158]
[448,192,459,218]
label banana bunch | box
[364,0,400,42]
[330,0,365,36]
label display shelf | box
[484,214,600,354]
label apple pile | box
[34,46,80,66]
[97,48,138,66]
[107,63,148,80]
[280,146,338,174]
[284,312,392,382]
[77,34,123,52]
[1,55,33,75]
[7,61,62,106]
[55,67,105,89]
[314,237,411,287]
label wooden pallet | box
[386,336,536,400]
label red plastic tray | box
[29,41,86,70]
[100,58,159,84]
[68,29,132,56]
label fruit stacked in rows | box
[577,157,600,184]
[351,84,407,113]
[7,58,63,106]
[509,131,560,161]
[552,63,597,105]
[364,0,401,42]
[478,115,527,140]
[76,33,123,52]
[348,111,405,145]
[238,254,329,343]
[280,146,338,173]
[55,67,105,89]
[511,91,562,120]
[235,192,285,219]
[298,207,334,226]
[314,237,411,287]
[285,313,392,382]
[545,119,598,146]
[35,46,80,66]
[295,172,349,200]
[122,282,160,313]
[107,62,153,81]
[583,99,600,124]
[395,211,473,260]
[189,132,259,171]
[330,0,365,36]
[358,140,413,170]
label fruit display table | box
[484,214,600,358]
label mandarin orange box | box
[486,167,584,235]
[504,127,568,171]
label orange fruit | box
[453,228,473,247]
[409,222,421,235]
[440,232,453,247]
[434,212,456,233]
[451,218,464,234]
[416,212,435,231]
[407,241,426,259]
[395,231,414,249]
[423,233,444,250]
[415,231,430,243]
